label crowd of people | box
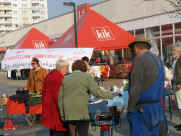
[24,36,181,136]
[26,56,114,136]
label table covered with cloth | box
[88,90,128,116]
[7,94,42,115]
[88,90,128,127]
[7,90,129,115]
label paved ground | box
[0,72,181,136]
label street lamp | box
[63,2,78,48]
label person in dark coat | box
[42,59,69,136]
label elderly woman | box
[58,60,113,136]
[42,60,69,136]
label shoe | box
[174,124,181,128]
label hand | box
[60,116,65,122]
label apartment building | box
[0,0,180,52]
[0,0,48,33]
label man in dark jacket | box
[172,43,181,131]
[127,37,165,136]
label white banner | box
[1,48,93,71]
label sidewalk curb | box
[1,126,49,136]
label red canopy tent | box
[51,4,135,50]
[13,28,54,49]
[0,48,7,52]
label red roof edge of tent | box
[76,8,135,50]
[51,3,135,50]
[51,12,88,48]
[0,48,7,52]
[13,28,54,49]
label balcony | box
[32,0,40,4]
[0,19,12,25]
[0,0,11,5]
[32,15,40,19]
[32,18,41,24]
[0,26,13,32]
[0,5,11,11]
[0,0,11,2]
[0,12,12,17]
[32,10,41,17]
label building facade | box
[0,0,48,33]
[0,0,180,62]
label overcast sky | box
[47,0,102,18]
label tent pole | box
[73,4,78,48]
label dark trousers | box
[49,129,68,136]
[68,121,89,136]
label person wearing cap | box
[172,42,181,130]
[127,38,165,136]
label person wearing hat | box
[127,38,165,136]
[172,42,181,131]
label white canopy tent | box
[1,48,93,71]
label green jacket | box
[58,71,113,121]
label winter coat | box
[58,70,113,121]
[27,67,47,91]
[42,69,67,131]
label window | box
[32,3,39,7]
[5,24,12,28]
[0,18,4,21]
[32,9,40,13]
[23,10,28,14]
[13,17,18,21]
[32,16,40,19]
[22,4,27,8]
[13,10,17,14]
[13,4,17,7]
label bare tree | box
[165,0,181,15]
[143,0,181,16]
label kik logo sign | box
[92,26,115,41]
[33,40,47,48]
